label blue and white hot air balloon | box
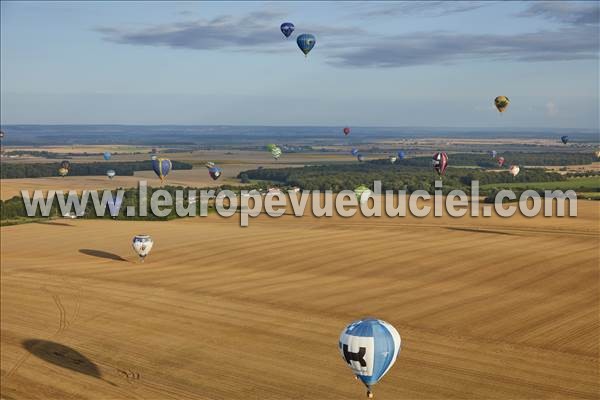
[351,148,360,156]
[296,33,316,57]
[397,150,406,160]
[339,318,401,398]
[152,157,172,183]
[103,151,112,160]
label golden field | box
[1,201,598,399]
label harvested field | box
[1,202,598,399]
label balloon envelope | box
[397,151,406,160]
[389,156,397,163]
[280,22,294,38]
[491,150,497,158]
[106,169,116,179]
[497,157,505,167]
[208,167,222,180]
[270,146,282,160]
[152,158,172,181]
[296,33,316,56]
[339,318,401,391]
[357,154,365,162]
[561,135,569,144]
[351,148,359,156]
[58,167,69,177]
[343,127,350,136]
[132,235,153,260]
[432,152,448,175]
[60,160,71,170]
[103,152,111,161]
[354,186,372,204]
[509,165,520,176]
[494,96,510,113]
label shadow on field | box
[446,227,515,236]
[22,339,102,379]
[79,249,127,262]
[34,221,74,227]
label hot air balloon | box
[561,135,569,145]
[268,145,282,160]
[343,127,351,136]
[509,165,520,176]
[397,151,406,160]
[432,152,448,176]
[389,155,397,164]
[339,318,401,399]
[208,166,222,180]
[296,33,316,56]
[357,154,365,162]
[595,150,600,159]
[106,169,116,179]
[151,147,159,154]
[497,156,505,168]
[490,150,497,158]
[152,157,172,182]
[351,148,359,156]
[280,22,294,38]
[0,130,4,139]
[494,96,510,113]
[132,235,153,262]
[354,185,372,204]
[103,151,112,161]
[205,161,215,169]
[60,160,71,170]
[58,167,69,177]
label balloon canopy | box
[152,158,172,182]
[280,22,295,38]
[132,235,153,262]
[339,318,401,398]
[432,152,449,176]
[494,96,510,113]
[296,33,316,56]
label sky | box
[1,1,599,129]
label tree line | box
[1,160,193,179]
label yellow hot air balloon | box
[494,96,510,113]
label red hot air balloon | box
[343,127,350,136]
[432,152,448,176]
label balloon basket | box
[367,390,373,398]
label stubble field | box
[1,201,598,399]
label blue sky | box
[1,1,598,129]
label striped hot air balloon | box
[432,152,448,176]
[339,318,401,399]
[152,157,172,182]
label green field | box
[480,177,600,192]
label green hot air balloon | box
[354,185,372,204]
